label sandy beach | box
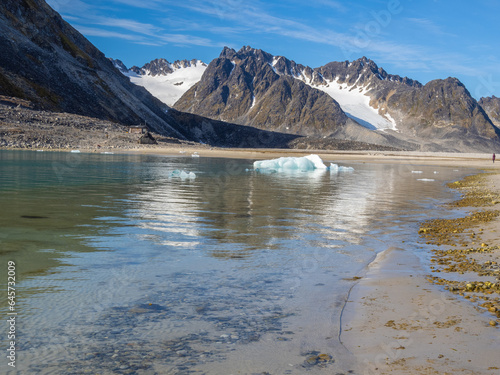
[114,145,498,167]
[341,169,500,374]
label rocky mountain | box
[479,96,500,127]
[0,0,184,136]
[174,46,500,152]
[113,58,207,106]
[173,46,408,149]
[0,0,306,149]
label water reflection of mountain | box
[134,158,458,261]
[134,159,393,260]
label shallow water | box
[0,150,472,374]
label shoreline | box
[341,171,500,374]
[2,145,498,168]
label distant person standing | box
[494,153,496,163]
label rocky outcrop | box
[174,46,361,138]
[0,0,193,137]
[175,46,500,152]
[369,77,497,139]
[479,96,500,127]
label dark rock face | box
[381,78,497,139]
[0,0,186,137]
[315,56,422,89]
[479,96,500,127]
[174,46,353,137]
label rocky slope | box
[0,0,301,149]
[1,95,401,151]
[479,96,500,127]
[174,47,352,136]
[174,46,500,152]
[0,0,188,136]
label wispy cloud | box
[48,0,496,90]
[73,25,143,41]
[93,17,163,36]
[312,0,348,12]
[107,0,166,10]
[406,18,457,38]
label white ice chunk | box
[411,171,423,174]
[253,154,327,172]
[329,163,355,173]
[417,178,434,182]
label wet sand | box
[341,171,500,375]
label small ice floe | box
[191,152,200,158]
[329,163,354,173]
[434,171,439,174]
[179,150,186,154]
[101,152,114,155]
[253,154,327,172]
[169,169,196,179]
[411,170,423,174]
[253,155,355,174]
[417,178,435,182]
[70,150,81,153]
[36,149,44,152]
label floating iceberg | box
[329,163,354,173]
[169,169,196,179]
[253,154,327,172]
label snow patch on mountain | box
[285,65,397,131]
[312,80,397,131]
[129,62,206,106]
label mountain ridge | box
[1,0,313,149]
[1,1,499,152]
[171,45,500,152]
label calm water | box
[0,150,471,374]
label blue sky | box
[47,0,500,99]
